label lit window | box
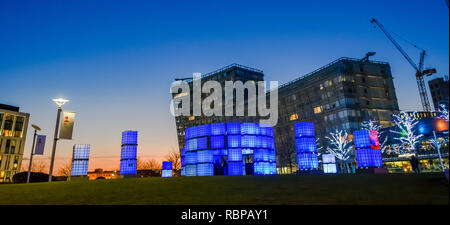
[189,116,195,121]
[313,106,322,114]
[290,113,299,121]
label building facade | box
[274,58,400,172]
[172,63,265,151]
[0,104,30,182]
[428,76,449,110]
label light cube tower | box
[353,130,382,168]
[120,130,138,175]
[162,161,173,177]
[294,122,319,170]
[71,144,90,176]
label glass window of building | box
[13,116,24,137]
[290,113,299,121]
[4,140,16,154]
[2,115,13,136]
[0,113,3,131]
[313,106,322,114]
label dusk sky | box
[1,0,448,172]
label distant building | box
[172,64,265,151]
[0,104,30,183]
[274,57,400,172]
[428,76,449,110]
[87,168,119,180]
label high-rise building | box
[274,57,400,171]
[0,104,30,182]
[428,76,449,110]
[120,130,138,175]
[172,63,265,151]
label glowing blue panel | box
[71,160,89,176]
[354,130,371,149]
[228,135,241,148]
[211,135,225,149]
[294,122,315,138]
[121,145,137,159]
[322,153,336,164]
[197,150,213,163]
[197,163,214,176]
[254,162,271,175]
[241,123,259,135]
[185,164,197,176]
[181,167,185,176]
[296,137,317,153]
[253,149,269,162]
[185,151,197,165]
[227,148,242,162]
[228,161,243,175]
[213,149,227,156]
[186,137,208,151]
[227,123,241,135]
[73,144,90,160]
[197,124,211,137]
[323,163,337,173]
[297,152,319,170]
[181,148,186,166]
[120,159,137,174]
[241,135,257,148]
[270,162,277,174]
[122,131,138,145]
[268,137,275,149]
[162,169,172,177]
[356,148,382,168]
[162,161,173,170]
[211,123,226,135]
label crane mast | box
[371,18,435,112]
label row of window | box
[0,113,25,138]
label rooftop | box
[0,104,19,112]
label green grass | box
[0,174,448,205]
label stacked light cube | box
[322,153,337,173]
[162,161,173,177]
[353,130,382,168]
[120,130,138,175]
[180,148,186,176]
[71,144,90,176]
[182,122,276,176]
[294,122,319,170]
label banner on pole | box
[59,111,75,140]
[34,135,46,155]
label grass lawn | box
[0,173,448,205]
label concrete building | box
[172,63,264,151]
[428,76,449,110]
[274,57,400,172]
[0,104,30,182]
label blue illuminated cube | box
[162,169,172,177]
[185,151,197,165]
[211,123,226,135]
[241,123,259,135]
[185,164,197,176]
[353,130,371,149]
[323,163,337,173]
[356,148,382,168]
[162,161,173,170]
[71,160,89,176]
[210,135,225,149]
[227,123,241,135]
[241,135,257,148]
[228,148,242,162]
[120,159,137,175]
[122,130,138,145]
[254,162,271,175]
[296,137,317,153]
[228,135,241,148]
[297,152,319,170]
[253,149,269,162]
[294,122,315,138]
[197,150,213,163]
[197,163,214,176]
[228,161,243,175]
[322,153,336,164]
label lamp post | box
[48,98,69,182]
[433,131,445,172]
[27,124,41,183]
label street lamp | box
[48,98,69,182]
[26,124,41,183]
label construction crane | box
[371,18,436,112]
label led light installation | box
[120,130,138,175]
[71,144,90,176]
[294,122,319,170]
[162,161,173,177]
[322,153,337,173]
[182,122,276,176]
[353,129,382,168]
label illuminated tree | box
[438,104,449,122]
[325,129,353,173]
[390,112,423,154]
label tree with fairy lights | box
[390,112,423,155]
[361,120,389,154]
[437,104,449,122]
[325,129,353,173]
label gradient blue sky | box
[1,0,448,171]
